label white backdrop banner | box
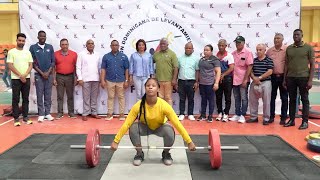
[19,0,300,115]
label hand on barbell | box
[111,141,118,151]
[188,142,196,151]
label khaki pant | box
[159,81,173,106]
[106,80,125,114]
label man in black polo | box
[283,29,315,130]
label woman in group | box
[129,39,154,101]
[197,45,221,122]
[111,78,196,166]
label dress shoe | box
[298,122,308,130]
[280,116,287,125]
[263,121,269,125]
[268,117,274,123]
[284,119,295,127]
[82,116,88,121]
[246,118,258,123]
[91,115,101,119]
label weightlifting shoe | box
[162,151,173,166]
[133,151,144,166]
[284,119,295,127]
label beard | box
[17,44,24,48]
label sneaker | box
[133,151,144,166]
[178,115,185,121]
[229,115,240,121]
[119,114,126,121]
[222,114,229,122]
[38,116,44,123]
[162,151,173,166]
[45,114,54,121]
[14,121,21,127]
[197,114,206,121]
[56,113,64,120]
[238,115,246,123]
[188,115,195,121]
[23,118,33,125]
[68,113,77,118]
[6,88,12,92]
[207,115,213,123]
[216,113,222,121]
[105,114,113,121]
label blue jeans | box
[199,84,215,115]
[133,76,148,101]
[34,73,53,116]
[233,83,249,116]
[2,70,11,88]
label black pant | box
[215,76,232,115]
[56,73,75,114]
[178,79,195,115]
[287,77,309,122]
[12,79,30,121]
[199,84,215,115]
[270,74,288,119]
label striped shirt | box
[252,56,274,81]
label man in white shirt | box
[76,39,102,121]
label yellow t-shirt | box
[114,97,192,144]
[7,48,33,79]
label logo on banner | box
[120,17,192,54]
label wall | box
[0,0,320,44]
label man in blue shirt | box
[29,30,55,122]
[177,42,199,121]
[100,40,129,121]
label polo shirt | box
[101,51,129,82]
[266,45,287,75]
[199,55,220,85]
[153,49,178,81]
[252,56,274,81]
[216,51,234,77]
[286,42,314,77]
[29,43,55,72]
[232,48,254,86]
[54,50,77,75]
[178,54,199,80]
[6,48,33,79]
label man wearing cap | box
[229,36,253,123]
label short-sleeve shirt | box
[7,48,33,79]
[232,48,254,86]
[101,51,129,82]
[178,54,199,80]
[266,45,287,75]
[286,43,314,77]
[252,56,274,81]
[54,50,77,75]
[153,49,178,81]
[198,55,220,85]
[216,51,234,77]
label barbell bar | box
[70,129,239,169]
[70,145,239,150]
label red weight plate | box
[209,129,222,169]
[85,129,101,167]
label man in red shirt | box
[53,38,78,119]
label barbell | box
[70,129,239,169]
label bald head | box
[256,43,266,58]
[86,39,95,52]
[184,42,194,56]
